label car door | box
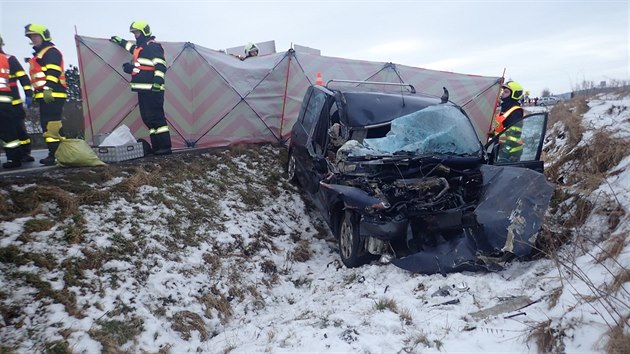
[485,112,548,172]
[294,87,329,194]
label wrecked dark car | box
[287,81,554,275]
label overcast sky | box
[1,0,628,96]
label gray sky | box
[1,0,628,96]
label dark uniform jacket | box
[117,36,167,92]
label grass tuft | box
[374,297,398,313]
[528,319,566,353]
[171,311,209,341]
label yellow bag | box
[55,139,106,167]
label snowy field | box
[0,93,628,353]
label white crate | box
[92,142,144,163]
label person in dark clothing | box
[493,80,524,162]
[110,21,172,155]
[24,24,67,166]
[0,34,34,168]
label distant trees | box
[65,64,82,102]
[541,88,551,97]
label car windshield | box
[356,105,482,157]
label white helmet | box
[244,42,258,54]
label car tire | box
[338,210,372,268]
[286,151,298,184]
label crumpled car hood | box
[390,164,554,275]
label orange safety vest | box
[132,44,156,76]
[494,106,523,134]
[28,46,67,91]
[0,54,12,93]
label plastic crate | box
[92,142,144,163]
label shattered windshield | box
[359,105,482,157]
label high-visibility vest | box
[0,54,15,104]
[29,46,67,91]
[0,54,12,93]
[132,46,156,76]
[494,106,523,134]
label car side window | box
[297,87,312,125]
[304,90,327,155]
[517,113,547,161]
[303,89,327,132]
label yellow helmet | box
[25,24,52,41]
[501,80,524,100]
[130,21,151,36]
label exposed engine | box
[330,158,484,254]
[337,160,483,214]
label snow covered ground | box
[0,92,628,353]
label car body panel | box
[391,164,554,274]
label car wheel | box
[286,151,298,184]
[338,210,372,268]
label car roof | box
[333,89,445,127]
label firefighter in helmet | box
[242,42,259,60]
[0,34,34,168]
[110,21,172,155]
[493,80,524,162]
[24,24,66,165]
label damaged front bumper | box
[322,164,554,275]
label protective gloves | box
[24,96,33,108]
[151,83,162,92]
[122,62,133,74]
[110,36,123,45]
[42,88,54,104]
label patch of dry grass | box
[12,272,84,319]
[528,319,566,354]
[199,289,233,325]
[607,268,630,294]
[548,287,563,309]
[547,97,586,146]
[113,167,157,195]
[171,311,208,341]
[89,317,143,353]
[289,239,312,262]
[374,297,398,313]
[595,233,627,263]
[23,218,55,233]
[605,315,630,354]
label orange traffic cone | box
[315,72,324,86]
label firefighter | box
[493,80,524,162]
[242,42,259,60]
[24,24,66,165]
[110,21,172,155]
[1,34,34,168]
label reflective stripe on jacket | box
[1,54,33,105]
[495,106,524,155]
[124,39,167,92]
[0,54,12,96]
[29,45,67,99]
